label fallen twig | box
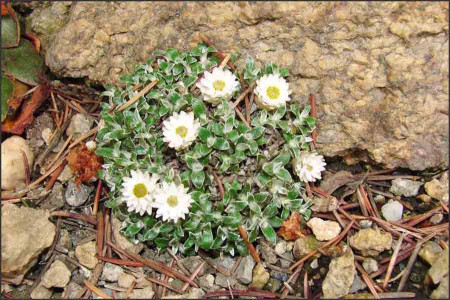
[51,211,98,225]
[383,234,406,288]
[117,79,158,112]
[93,179,102,216]
[45,159,68,191]
[237,225,260,263]
[204,289,277,299]
[83,279,111,299]
[146,276,183,294]
[355,261,380,299]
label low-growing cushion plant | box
[96,43,326,256]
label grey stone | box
[322,245,356,298]
[280,252,294,269]
[362,258,378,274]
[30,283,53,299]
[389,178,423,197]
[419,241,443,265]
[235,255,255,284]
[425,172,449,202]
[65,180,94,207]
[431,213,444,224]
[179,256,213,277]
[349,228,392,257]
[270,270,289,282]
[33,2,448,171]
[259,241,277,264]
[266,278,282,292]
[293,235,323,259]
[359,220,373,229]
[101,262,124,282]
[25,113,55,156]
[66,113,94,138]
[275,240,287,255]
[215,273,236,288]
[118,273,135,288]
[349,275,367,294]
[40,182,65,210]
[212,256,235,273]
[117,287,154,299]
[62,282,84,299]
[199,274,215,290]
[41,260,71,288]
[1,204,56,284]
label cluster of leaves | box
[1,3,45,132]
[96,43,316,256]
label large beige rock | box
[425,172,449,203]
[307,217,341,241]
[41,260,71,288]
[1,136,34,190]
[349,228,392,257]
[75,241,98,269]
[322,245,356,298]
[112,217,144,254]
[1,204,56,284]
[30,2,449,170]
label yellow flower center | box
[175,126,188,138]
[213,80,226,91]
[167,195,179,207]
[133,183,148,198]
[307,165,313,171]
[266,86,280,100]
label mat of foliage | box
[96,43,316,256]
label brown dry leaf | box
[319,170,355,195]
[22,33,41,53]
[2,83,50,134]
[1,1,7,16]
[67,143,103,186]
[7,80,30,113]
[277,211,306,240]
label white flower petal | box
[254,74,291,110]
[293,152,326,183]
[197,68,240,105]
[120,170,159,215]
[154,182,193,223]
[162,111,200,150]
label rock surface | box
[425,172,449,202]
[293,235,323,259]
[310,196,339,212]
[419,241,443,265]
[1,204,56,284]
[431,275,449,299]
[427,248,449,284]
[65,180,94,207]
[30,283,53,299]
[101,262,124,282]
[389,178,422,197]
[112,217,144,254]
[381,199,404,222]
[362,258,378,274]
[235,255,255,284]
[1,136,35,190]
[66,113,94,138]
[75,241,98,269]
[307,217,341,241]
[30,2,449,171]
[41,260,71,288]
[322,245,356,298]
[250,263,270,289]
[349,228,392,257]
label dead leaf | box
[22,33,41,53]
[277,212,306,240]
[1,2,7,16]
[67,143,103,186]
[2,83,50,134]
[309,195,339,212]
[319,170,355,195]
[7,80,30,113]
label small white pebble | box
[86,141,97,151]
[381,200,403,222]
[41,128,53,145]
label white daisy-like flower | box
[162,111,200,150]
[154,182,193,223]
[196,67,240,105]
[121,170,159,215]
[254,74,291,110]
[293,152,326,182]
